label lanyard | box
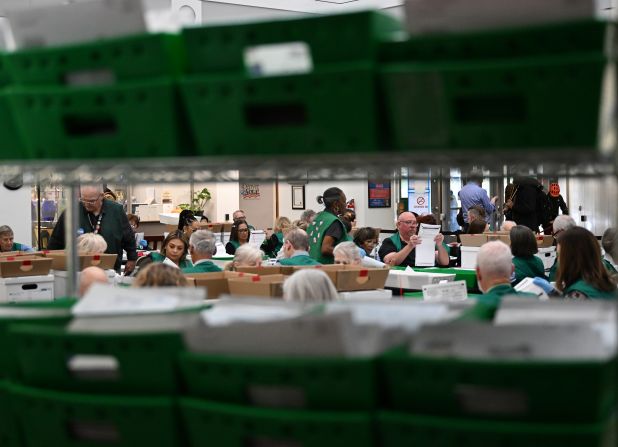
[88,213,103,235]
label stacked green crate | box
[7,317,192,447]
[377,345,618,446]
[179,352,377,446]
[180,11,402,155]
[0,55,28,160]
[5,33,191,159]
[380,20,610,150]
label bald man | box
[378,212,449,268]
[78,266,109,297]
[48,185,137,274]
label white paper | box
[422,280,467,302]
[162,257,180,269]
[245,42,313,77]
[416,223,440,267]
[72,283,204,317]
[385,268,456,290]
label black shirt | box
[378,238,416,268]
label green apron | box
[308,211,347,264]
[279,254,321,266]
[182,260,222,273]
[564,280,617,300]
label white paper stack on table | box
[385,266,455,290]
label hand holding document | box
[415,223,441,267]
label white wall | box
[277,180,396,231]
[0,186,32,247]
[567,176,617,236]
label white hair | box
[553,215,576,233]
[477,241,513,279]
[232,244,263,268]
[501,220,517,232]
[77,233,108,254]
[333,241,362,265]
[190,230,217,256]
[283,269,339,302]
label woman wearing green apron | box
[510,225,546,285]
[226,219,250,255]
[307,187,348,264]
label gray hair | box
[477,240,513,279]
[0,225,13,237]
[77,233,108,254]
[501,220,517,232]
[283,269,338,302]
[333,241,362,265]
[300,209,316,223]
[232,244,263,268]
[602,228,616,256]
[189,230,217,256]
[553,215,576,233]
[285,229,309,251]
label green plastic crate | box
[379,20,607,64]
[8,79,191,159]
[11,384,181,447]
[379,347,617,423]
[182,11,402,74]
[378,411,616,447]
[10,325,184,394]
[5,33,184,86]
[0,91,29,160]
[0,381,22,447]
[381,52,605,150]
[179,352,376,410]
[181,65,380,155]
[180,398,374,447]
[0,310,71,380]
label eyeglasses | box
[398,220,418,226]
[80,196,101,205]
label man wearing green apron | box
[183,230,222,273]
[280,229,321,266]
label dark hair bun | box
[317,195,324,205]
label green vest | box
[512,256,546,285]
[279,254,321,266]
[151,252,192,269]
[182,260,222,273]
[459,284,537,322]
[308,211,347,264]
[564,280,617,300]
[389,232,404,251]
[548,259,558,282]
[603,259,617,274]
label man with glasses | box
[378,212,449,268]
[48,185,137,275]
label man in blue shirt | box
[458,172,497,231]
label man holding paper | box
[379,212,449,268]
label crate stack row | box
[0,11,611,160]
[0,298,615,446]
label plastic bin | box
[380,52,605,150]
[0,92,29,160]
[182,11,402,74]
[378,411,616,447]
[10,325,184,394]
[179,352,376,410]
[379,347,617,423]
[9,79,190,159]
[181,65,379,155]
[11,383,181,447]
[180,398,374,447]
[0,381,21,447]
[5,33,184,86]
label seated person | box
[279,229,320,266]
[378,212,448,268]
[77,233,108,254]
[133,263,189,287]
[548,215,577,281]
[353,227,379,258]
[601,228,617,276]
[225,244,263,271]
[78,266,108,297]
[333,241,362,266]
[510,225,546,285]
[178,210,199,238]
[283,269,338,302]
[460,241,537,321]
[467,220,488,234]
[0,225,34,252]
[501,220,517,232]
[149,230,192,269]
[226,219,250,255]
[182,230,222,273]
[261,216,291,258]
[467,205,487,226]
[232,209,255,230]
[555,227,617,299]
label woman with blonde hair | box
[283,269,338,302]
[225,244,264,271]
[261,216,292,258]
[132,263,188,287]
[150,230,192,269]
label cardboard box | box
[535,246,557,271]
[0,256,53,278]
[42,252,117,271]
[236,266,296,276]
[536,235,555,248]
[227,274,286,298]
[186,271,257,299]
[460,234,510,247]
[0,274,54,302]
[199,223,223,232]
[294,265,389,292]
[385,269,456,290]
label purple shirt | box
[458,182,495,223]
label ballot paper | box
[422,280,467,302]
[415,223,441,267]
[162,257,180,269]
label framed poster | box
[368,180,391,208]
[292,185,305,210]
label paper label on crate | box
[201,304,303,327]
[422,280,467,302]
[244,42,313,77]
